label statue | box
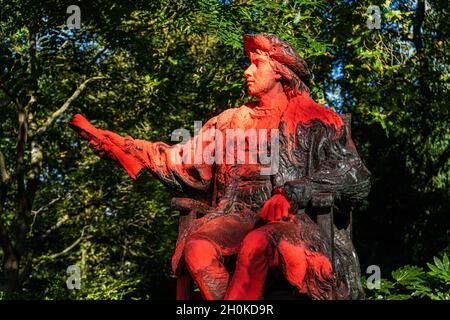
[69,33,371,300]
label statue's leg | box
[225,219,334,300]
[224,228,278,300]
[278,239,335,299]
[184,237,229,300]
[183,214,256,300]
[274,219,335,299]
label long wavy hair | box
[253,48,310,99]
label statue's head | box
[243,33,311,99]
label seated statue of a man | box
[69,33,371,300]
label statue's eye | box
[255,59,264,66]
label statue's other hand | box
[259,194,291,223]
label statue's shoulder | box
[282,94,344,133]
[215,101,257,127]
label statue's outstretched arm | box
[69,114,214,193]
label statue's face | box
[244,52,279,97]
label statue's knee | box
[240,231,270,256]
[184,238,218,272]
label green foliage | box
[364,254,450,300]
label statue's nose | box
[243,65,254,78]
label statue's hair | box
[254,49,309,99]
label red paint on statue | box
[68,33,355,300]
[281,93,344,155]
[223,220,335,300]
[277,239,335,299]
[259,193,291,222]
[69,114,144,179]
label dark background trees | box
[0,0,448,299]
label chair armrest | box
[171,197,212,216]
[311,192,334,208]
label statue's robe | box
[70,92,370,299]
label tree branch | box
[26,28,38,112]
[32,76,105,138]
[0,149,10,217]
[0,82,23,110]
[26,29,47,210]
[0,221,13,257]
[15,104,28,213]
[413,0,425,54]
[35,227,93,269]
[41,214,70,239]
[0,149,12,254]
[31,196,64,216]
[40,193,106,239]
[29,196,65,236]
[86,47,109,70]
[47,231,92,260]
[412,0,433,137]
[0,149,10,187]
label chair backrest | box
[341,113,353,239]
[341,113,352,134]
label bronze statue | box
[69,33,371,300]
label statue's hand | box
[259,194,292,223]
[69,114,144,179]
[70,113,126,151]
[69,114,96,142]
